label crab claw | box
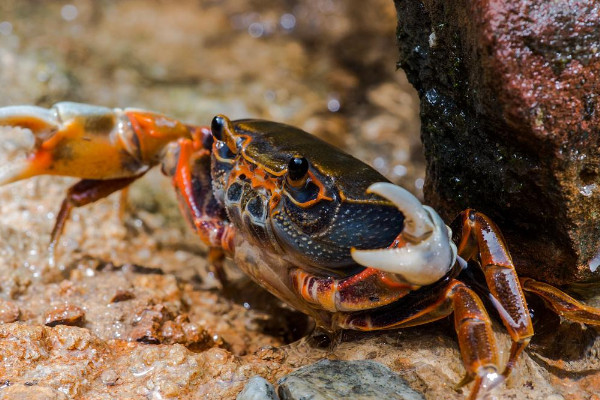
[0,105,60,184]
[0,105,59,137]
[351,182,457,286]
[0,102,192,185]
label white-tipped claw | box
[351,182,457,286]
[0,105,62,185]
[367,182,434,240]
[0,105,59,138]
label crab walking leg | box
[170,135,232,250]
[166,131,234,285]
[452,210,534,379]
[336,279,502,400]
[48,176,141,264]
[521,277,600,324]
[451,281,503,400]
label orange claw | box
[0,102,192,185]
[0,102,197,266]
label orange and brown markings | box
[453,209,533,379]
[172,128,231,249]
[125,110,192,163]
[521,277,600,325]
[291,267,412,313]
[290,231,419,313]
[226,133,333,212]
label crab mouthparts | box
[351,182,457,286]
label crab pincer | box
[350,183,505,398]
[0,102,198,263]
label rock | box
[128,304,215,349]
[277,359,424,400]
[0,323,288,399]
[129,303,172,344]
[110,289,135,303]
[237,376,278,400]
[0,300,19,323]
[395,0,600,284]
[44,304,85,327]
[0,383,69,400]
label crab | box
[2,102,600,399]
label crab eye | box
[287,156,309,183]
[211,115,226,141]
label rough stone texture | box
[395,0,600,284]
[277,359,424,400]
[236,376,278,400]
[0,300,20,323]
[0,323,291,399]
[44,304,85,327]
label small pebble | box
[254,346,286,363]
[100,369,119,386]
[110,289,135,303]
[129,304,169,344]
[277,359,424,400]
[44,304,85,327]
[160,320,185,343]
[0,300,20,323]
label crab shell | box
[207,116,457,317]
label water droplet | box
[580,183,596,197]
[415,178,425,190]
[280,13,296,30]
[373,157,386,169]
[589,250,600,272]
[327,98,340,112]
[61,5,78,21]
[428,31,437,47]
[264,90,276,101]
[0,21,13,36]
[392,165,407,177]
[248,22,264,38]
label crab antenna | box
[351,182,457,286]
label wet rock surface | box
[277,359,424,400]
[395,0,600,284]
[0,0,598,399]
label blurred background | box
[0,0,424,194]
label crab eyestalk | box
[351,182,457,286]
[0,101,191,185]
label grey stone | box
[237,376,279,400]
[277,359,424,400]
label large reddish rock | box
[395,0,600,284]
